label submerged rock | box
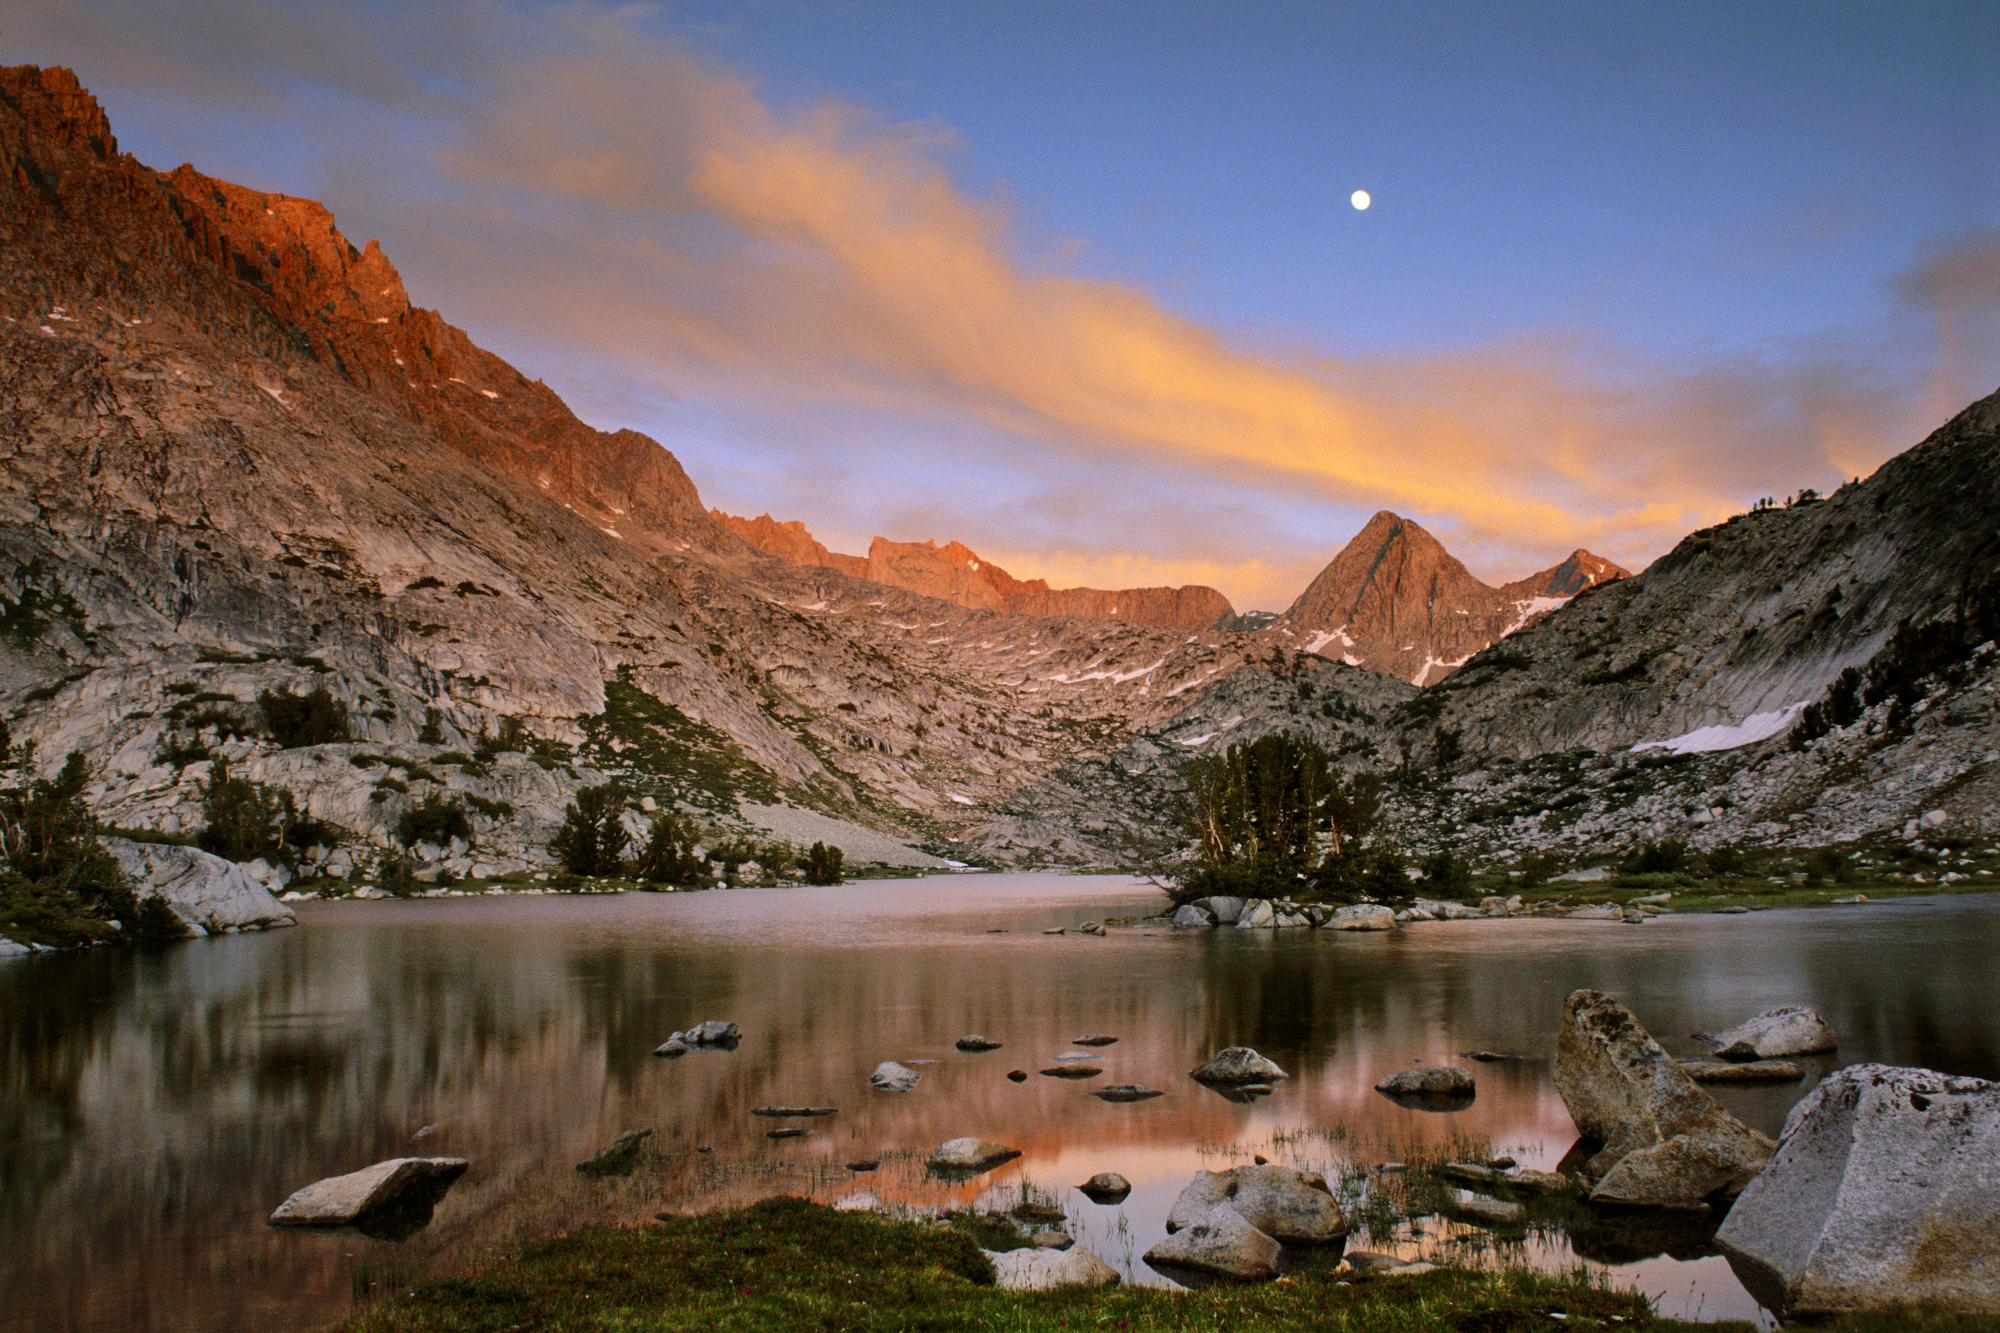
[1716,1064,2000,1317]
[269,1157,468,1240]
[1164,1163,1347,1246]
[1552,989,1774,1208]
[1446,1189,1525,1228]
[1072,1033,1119,1047]
[1374,1066,1476,1102]
[1145,1202,1282,1281]
[870,1061,922,1092]
[1190,1046,1289,1085]
[1091,1084,1164,1103]
[987,1244,1119,1291]
[575,1129,652,1177]
[1703,1005,1838,1061]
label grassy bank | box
[332,1197,1998,1333]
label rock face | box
[1190,1048,1289,1085]
[1279,511,1625,684]
[1144,1203,1283,1281]
[1716,1064,2000,1317]
[926,1138,1020,1175]
[986,1244,1120,1291]
[1552,990,1774,1207]
[268,1157,468,1239]
[1705,1006,1838,1061]
[102,839,296,934]
[1164,1165,1347,1246]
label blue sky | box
[8,0,1998,607]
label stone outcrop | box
[268,1157,468,1239]
[1552,990,1774,1208]
[1716,1064,2000,1317]
[1704,1005,1838,1061]
[102,839,295,935]
[1164,1164,1348,1246]
[1144,1203,1283,1281]
[986,1244,1120,1291]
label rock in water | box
[1091,1084,1164,1103]
[1679,1059,1805,1084]
[686,1020,741,1046]
[1164,1164,1348,1246]
[954,1034,1003,1052]
[926,1137,1021,1175]
[870,1061,921,1092]
[1039,1064,1102,1079]
[1078,1172,1132,1202]
[269,1158,468,1240]
[1552,989,1774,1208]
[1705,1005,1838,1061]
[1072,1033,1119,1047]
[1144,1202,1283,1281]
[652,1035,691,1058]
[1374,1066,1476,1100]
[1446,1189,1526,1227]
[1171,903,1216,928]
[986,1245,1120,1291]
[575,1129,652,1177]
[103,839,296,935]
[1190,1047,1289,1085]
[1325,903,1398,931]
[1715,1064,2000,1317]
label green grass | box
[587,676,778,808]
[333,1196,1755,1333]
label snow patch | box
[1303,625,1354,655]
[1176,733,1215,747]
[949,794,976,806]
[480,389,499,399]
[1631,702,1809,756]
[1412,652,1473,686]
[599,527,622,540]
[1501,595,1570,638]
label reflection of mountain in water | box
[2,882,1997,1330]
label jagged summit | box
[714,509,1236,632]
[1278,512,1625,684]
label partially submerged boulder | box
[1715,1064,2000,1317]
[926,1137,1021,1176]
[870,1061,921,1092]
[269,1157,468,1240]
[954,1034,1003,1052]
[685,1020,741,1046]
[1374,1066,1476,1104]
[1091,1084,1164,1103]
[1078,1172,1132,1203]
[1171,903,1216,928]
[104,838,296,935]
[1190,1047,1288,1085]
[575,1129,652,1177]
[1164,1164,1347,1246]
[1552,989,1773,1208]
[987,1244,1120,1291]
[1679,1058,1805,1085]
[1325,903,1397,931]
[1704,1005,1838,1061]
[1144,1202,1282,1281]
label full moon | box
[1351,189,1372,211]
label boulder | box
[1704,1005,1838,1061]
[685,1020,741,1046]
[1375,1066,1475,1099]
[652,1035,691,1058]
[1144,1202,1282,1281]
[0,937,30,959]
[1234,900,1276,929]
[1190,1047,1288,1085]
[1679,1059,1805,1084]
[1172,903,1216,929]
[870,1061,921,1092]
[1078,1172,1132,1203]
[575,1129,652,1177]
[1552,989,1774,1208]
[1326,904,1398,931]
[955,1034,1003,1052]
[987,1244,1120,1291]
[926,1137,1021,1175]
[1029,1229,1073,1249]
[1715,1064,2000,1317]
[1197,896,1246,924]
[268,1157,468,1240]
[1164,1164,1347,1245]
[103,838,296,934]
[1446,1189,1525,1227]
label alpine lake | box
[5,873,1998,1332]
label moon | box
[1350,189,1371,211]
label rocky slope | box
[714,510,1235,631]
[1276,512,1626,684]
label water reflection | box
[2,878,1996,1331]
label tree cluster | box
[548,784,843,888]
[0,749,182,946]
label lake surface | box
[4,875,1998,1331]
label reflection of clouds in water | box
[1,881,1995,1328]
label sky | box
[7,0,1999,610]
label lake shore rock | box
[1679,1058,1805,1084]
[1190,1046,1288,1085]
[1164,1164,1347,1246]
[575,1130,652,1177]
[987,1244,1120,1291]
[1703,1005,1838,1061]
[268,1157,468,1239]
[1553,989,1774,1208]
[1716,1064,2000,1317]
[104,838,296,935]
[1145,1202,1282,1281]
[926,1137,1021,1175]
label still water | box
[4,875,1998,1331]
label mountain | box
[713,510,1236,632]
[1276,511,1626,684]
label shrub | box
[0,752,144,945]
[396,793,471,849]
[1623,838,1690,875]
[1516,851,1560,888]
[1419,849,1473,897]
[418,706,445,746]
[804,841,845,885]
[550,784,629,878]
[1803,847,1852,885]
[633,812,703,885]
[1705,843,1749,877]
[258,686,351,747]
[197,760,286,863]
